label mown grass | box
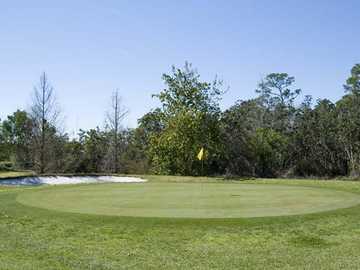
[1,176,360,269]
[16,182,360,218]
[0,171,34,179]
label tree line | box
[1,63,360,178]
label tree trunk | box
[40,84,46,174]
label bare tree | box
[105,90,128,173]
[30,72,60,173]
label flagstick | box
[201,158,205,201]
[201,159,204,176]
[197,147,205,211]
[200,158,203,209]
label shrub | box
[0,161,15,171]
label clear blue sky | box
[1,0,359,135]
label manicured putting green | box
[17,183,360,218]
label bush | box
[0,161,15,171]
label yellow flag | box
[197,147,204,161]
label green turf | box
[16,182,360,218]
[0,171,34,179]
[1,177,360,269]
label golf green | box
[17,182,360,218]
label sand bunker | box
[0,176,146,186]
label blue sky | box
[1,0,359,135]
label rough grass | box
[1,176,360,269]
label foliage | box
[250,128,288,177]
[1,110,33,169]
[2,64,360,178]
[220,99,265,176]
[336,94,360,177]
[147,62,224,175]
[256,73,301,132]
[344,64,360,94]
[148,109,222,175]
[0,161,14,171]
[292,99,346,176]
[153,62,224,116]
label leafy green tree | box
[344,64,360,94]
[337,95,360,177]
[0,119,9,162]
[220,99,266,176]
[256,73,301,106]
[138,109,164,139]
[1,110,33,169]
[256,73,301,132]
[136,109,165,165]
[153,63,223,116]
[148,63,224,175]
[251,128,288,177]
[149,110,222,175]
[334,64,360,177]
[79,128,108,173]
[116,128,150,174]
[63,139,87,173]
[292,99,346,176]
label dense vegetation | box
[1,63,360,178]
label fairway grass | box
[1,177,360,269]
[17,182,360,218]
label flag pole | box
[201,158,204,176]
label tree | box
[30,72,61,173]
[1,110,33,168]
[292,99,346,176]
[256,73,301,132]
[79,128,108,173]
[335,64,360,177]
[153,63,223,115]
[138,109,164,139]
[344,64,360,94]
[114,128,150,174]
[251,128,288,177]
[105,90,128,173]
[148,63,224,175]
[256,73,301,107]
[63,139,86,173]
[0,118,10,162]
[220,99,266,176]
[337,95,360,177]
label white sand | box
[0,176,147,186]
